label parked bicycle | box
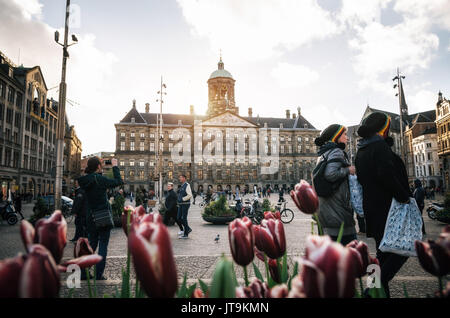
[274,201,295,224]
[240,196,264,225]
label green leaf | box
[186,283,197,298]
[198,279,209,295]
[281,252,288,283]
[68,287,75,298]
[252,262,264,282]
[176,273,188,298]
[231,263,239,287]
[336,222,345,244]
[103,294,110,298]
[288,261,299,290]
[403,283,409,298]
[210,256,236,298]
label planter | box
[202,215,236,225]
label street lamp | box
[393,68,407,164]
[54,0,78,210]
[155,77,167,204]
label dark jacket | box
[355,136,411,239]
[77,166,124,225]
[165,189,178,214]
[316,143,356,236]
[71,187,88,217]
[413,179,425,210]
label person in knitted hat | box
[313,124,357,245]
[355,112,411,298]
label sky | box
[0,0,449,156]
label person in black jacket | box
[70,180,89,242]
[355,112,411,298]
[413,179,426,235]
[164,182,184,234]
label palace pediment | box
[201,111,257,128]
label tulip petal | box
[62,255,103,269]
[0,254,25,298]
[20,220,35,253]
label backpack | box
[312,153,346,198]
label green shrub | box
[202,195,234,217]
[29,197,51,224]
[262,198,275,212]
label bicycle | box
[274,201,294,224]
[240,197,264,225]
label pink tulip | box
[290,180,318,214]
[122,206,155,236]
[33,211,67,264]
[128,219,178,297]
[299,235,358,298]
[254,219,286,260]
[0,254,26,298]
[236,278,268,298]
[74,238,93,258]
[264,211,281,220]
[19,245,60,298]
[346,240,379,278]
[415,240,450,277]
[268,284,289,298]
[288,275,306,298]
[228,217,255,267]
[191,288,205,298]
[61,254,103,269]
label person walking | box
[164,182,184,234]
[70,180,88,242]
[413,179,426,235]
[314,124,357,245]
[177,174,193,239]
[278,187,285,203]
[78,157,123,280]
[355,112,411,298]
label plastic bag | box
[349,175,364,217]
[379,198,423,257]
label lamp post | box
[393,68,407,164]
[156,77,167,204]
[54,0,77,210]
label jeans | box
[88,227,111,279]
[357,215,366,233]
[374,236,408,298]
[330,233,357,246]
[164,208,184,231]
[73,214,87,240]
[177,204,191,236]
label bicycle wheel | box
[280,209,294,224]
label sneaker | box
[180,235,189,239]
[96,276,108,281]
[186,228,192,235]
[178,231,184,236]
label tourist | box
[78,157,124,280]
[355,112,411,298]
[314,124,357,245]
[177,174,193,239]
[70,180,88,242]
[413,179,426,235]
[278,187,285,203]
[164,182,184,234]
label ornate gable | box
[201,111,257,128]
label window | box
[150,133,155,138]
[6,108,13,124]
[169,143,173,151]
[16,92,23,108]
[139,161,144,167]
[39,125,44,137]
[7,87,15,103]
[150,143,155,152]
[120,132,125,137]
[297,136,302,142]
[281,145,285,153]
[120,161,125,166]
[130,141,135,151]
[25,136,30,148]
[120,142,125,151]
[149,161,155,167]
[131,132,135,138]
[130,160,135,167]
[140,142,144,151]
[0,80,6,98]
[14,113,21,128]
[140,133,145,138]
[197,170,203,179]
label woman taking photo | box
[78,157,123,280]
[314,124,357,245]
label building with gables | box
[436,91,450,189]
[115,58,320,194]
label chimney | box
[297,107,301,116]
[132,99,136,109]
[190,105,194,115]
[248,107,253,117]
[145,103,150,113]
[286,109,290,119]
[292,113,296,119]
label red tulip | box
[346,240,379,278]
[19,245,60,298]
[290,180,318,214]
[254,219,286,259]
[268,258,281,283]
[122,206,154,236]
[33,211,67,264]
[228,217,255,267]
[437,225,450,251]
[128,219,178,297]
[268,284,289,298]
[299,235,358,298]
[191,288,205,298]
[74,238,93,258]
[0,254,26,298]
[288,275,306,298]
[61,254,103,269]
[254,246,265,262]
[415,240,450,277]
[236,278,268,298]
[264,211,281,220]
[20,220,35,253]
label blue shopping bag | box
[379,198,423,257]
[349,175,364,217]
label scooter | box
[0,201,20,225]
[427,202,444,220]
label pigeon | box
[214,234,220,243]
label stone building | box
[63,121,82,194]
[0,50,59,198]
[412,127,441,188]
[115,59,320,194]
[436,91,450,190]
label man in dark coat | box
[355,112,411,298]
[164,182,183,233]
[413,179,426,235]
[70,180,88,242]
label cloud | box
[271,62,319,88]
[176,0,339,62]
[0,0,119,155]
[408,89,438,113]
